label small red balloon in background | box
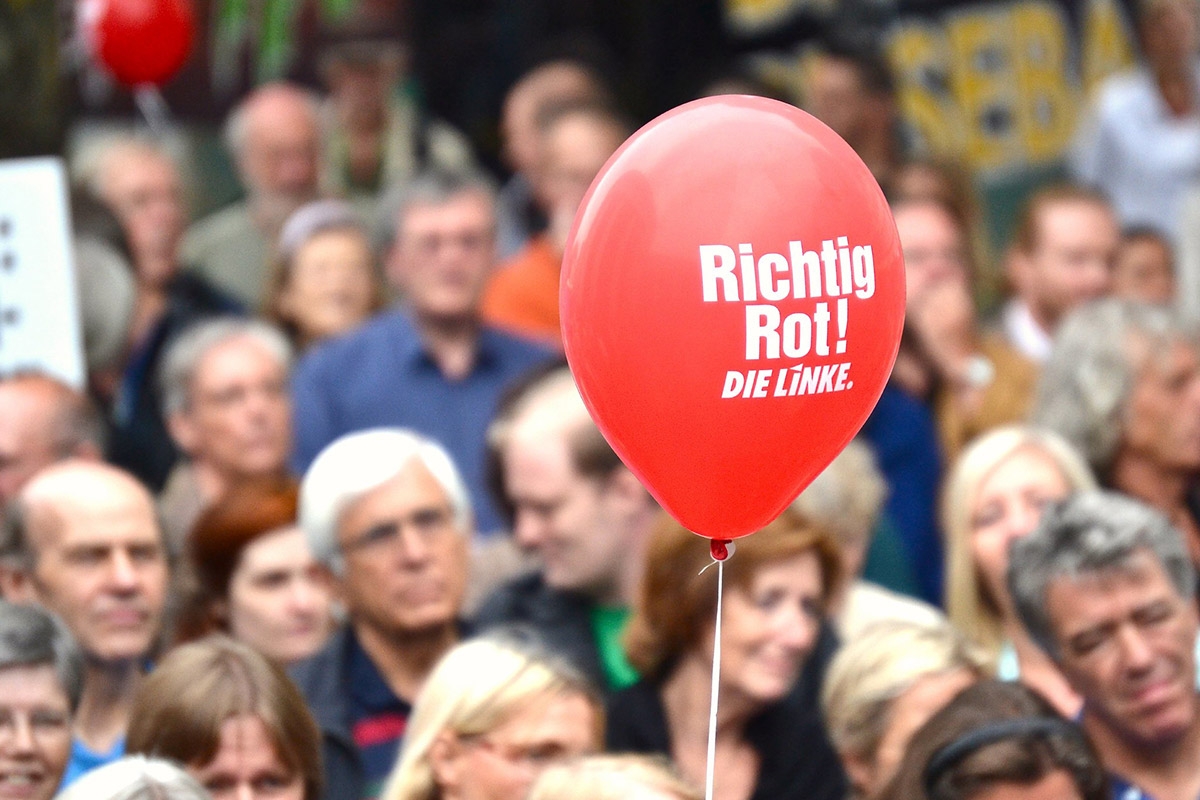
[90,0,195,87]
[561,95,905,540]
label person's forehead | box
[193,337,284,385]
[1034,200,1115,243]
[1048,552,1179,614]
[400,192,493,232]
[348,460,453,516]
[0,382,60,440]
[0,662,70,705]
[27,473,159,545]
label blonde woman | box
[821,620,988,799]
[941,425,1096,715]
[381,630,603,800]
[528,754,701,800]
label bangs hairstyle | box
[126,636,322,800]
[624,507,841,679]
[381,630,603,800]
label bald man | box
[182,82,324,305]
[0,460,168,784]
[0,372,103,509]
[496,59,613,258]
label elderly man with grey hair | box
[181,82,324,306]
[1008,490,1200,800]
[158,317,293,551]
[0,601,84,798]
[290,169,553,538]
[289,427,473,800]
[1032,298,1200,567]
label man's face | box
[389,192,496,324]
[240,100,320,209]
[101,150,186,286]
[334,461,469,636]
[503,429,628,601]
[1012,200,1116,331]
[538,114,625,252]
[806,56,870,146]
[20,475,168,664]
[892,202,969,306]
[1046,550,1199,749]
[0,382,61,508]
[1121,339,1200,472]
[170,337,292,481]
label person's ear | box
[840,749,877,800]
[602,467,650,516]
[166,409,199,456]
[428,731,467,794]
[0,562,38,604]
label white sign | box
[0,157,84,388]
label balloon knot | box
[710,539,731,561]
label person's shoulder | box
[605,678,668,752]
[1092,66,1157,116]
[290,627,351,698]
[184,201,254,243]
[473,571,557,627]
[296,310,412,373]
[480,324,556,363]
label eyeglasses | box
[0,708,71,744]
[463,735,578,771]
[340,505,456,554]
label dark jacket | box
[289,627,365,800]
[607,677,847,800]
[472,572,606,689]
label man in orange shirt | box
[482,102,630,346]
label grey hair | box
[0,600,84,711]
[299,428,473,573]
[1008,490,1196,657]
[374,168,497,253]
[790,438,887,545]
[1031,299,1195,477]
[222,82,322,161]
[55,755,210,800]
[158,317,293,415]
[71,134,182,200]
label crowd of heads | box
[7,12,1200,800]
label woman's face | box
[190,714,304,800]
[969,447,1071,614]
[0,664,72,800]
[717,550,824,705]
[279,229,375,345]
[227,526,333,664]
[435,692,598,800]
[855,668,978,798]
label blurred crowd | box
[4,0,1200,799]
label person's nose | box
[512,510,548,552]
[777,606,818,655]
[7,715,36,755]
[107,550,140,593]
[234,781,255,800]
[1116,625,1156,674]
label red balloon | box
[92,0,194,87]
[561,95,905,540]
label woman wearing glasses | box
[381,629,602,800]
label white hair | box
[54,756,209,800]
[299,428,473,573]
[158,317,293,415]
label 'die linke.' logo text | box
[699,237,875,399]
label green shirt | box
[590,605,640,690]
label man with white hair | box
[158,318,294,551]
[182,82,323,306]
[290,428,472,800]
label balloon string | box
[704,539,730,800]
[134,86,172,139]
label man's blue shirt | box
[291,309,554,535]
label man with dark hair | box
[1001,184,1117,362]
[1009,490,1200,800]
[474,366,659,691]
[0,372,103,510]
[291,170,553,536]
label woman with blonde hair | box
[381,629,603,800]
[821,620,988,799]
[528,754,701,800]
[941,425,1096,715]
[608,507,846,800]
